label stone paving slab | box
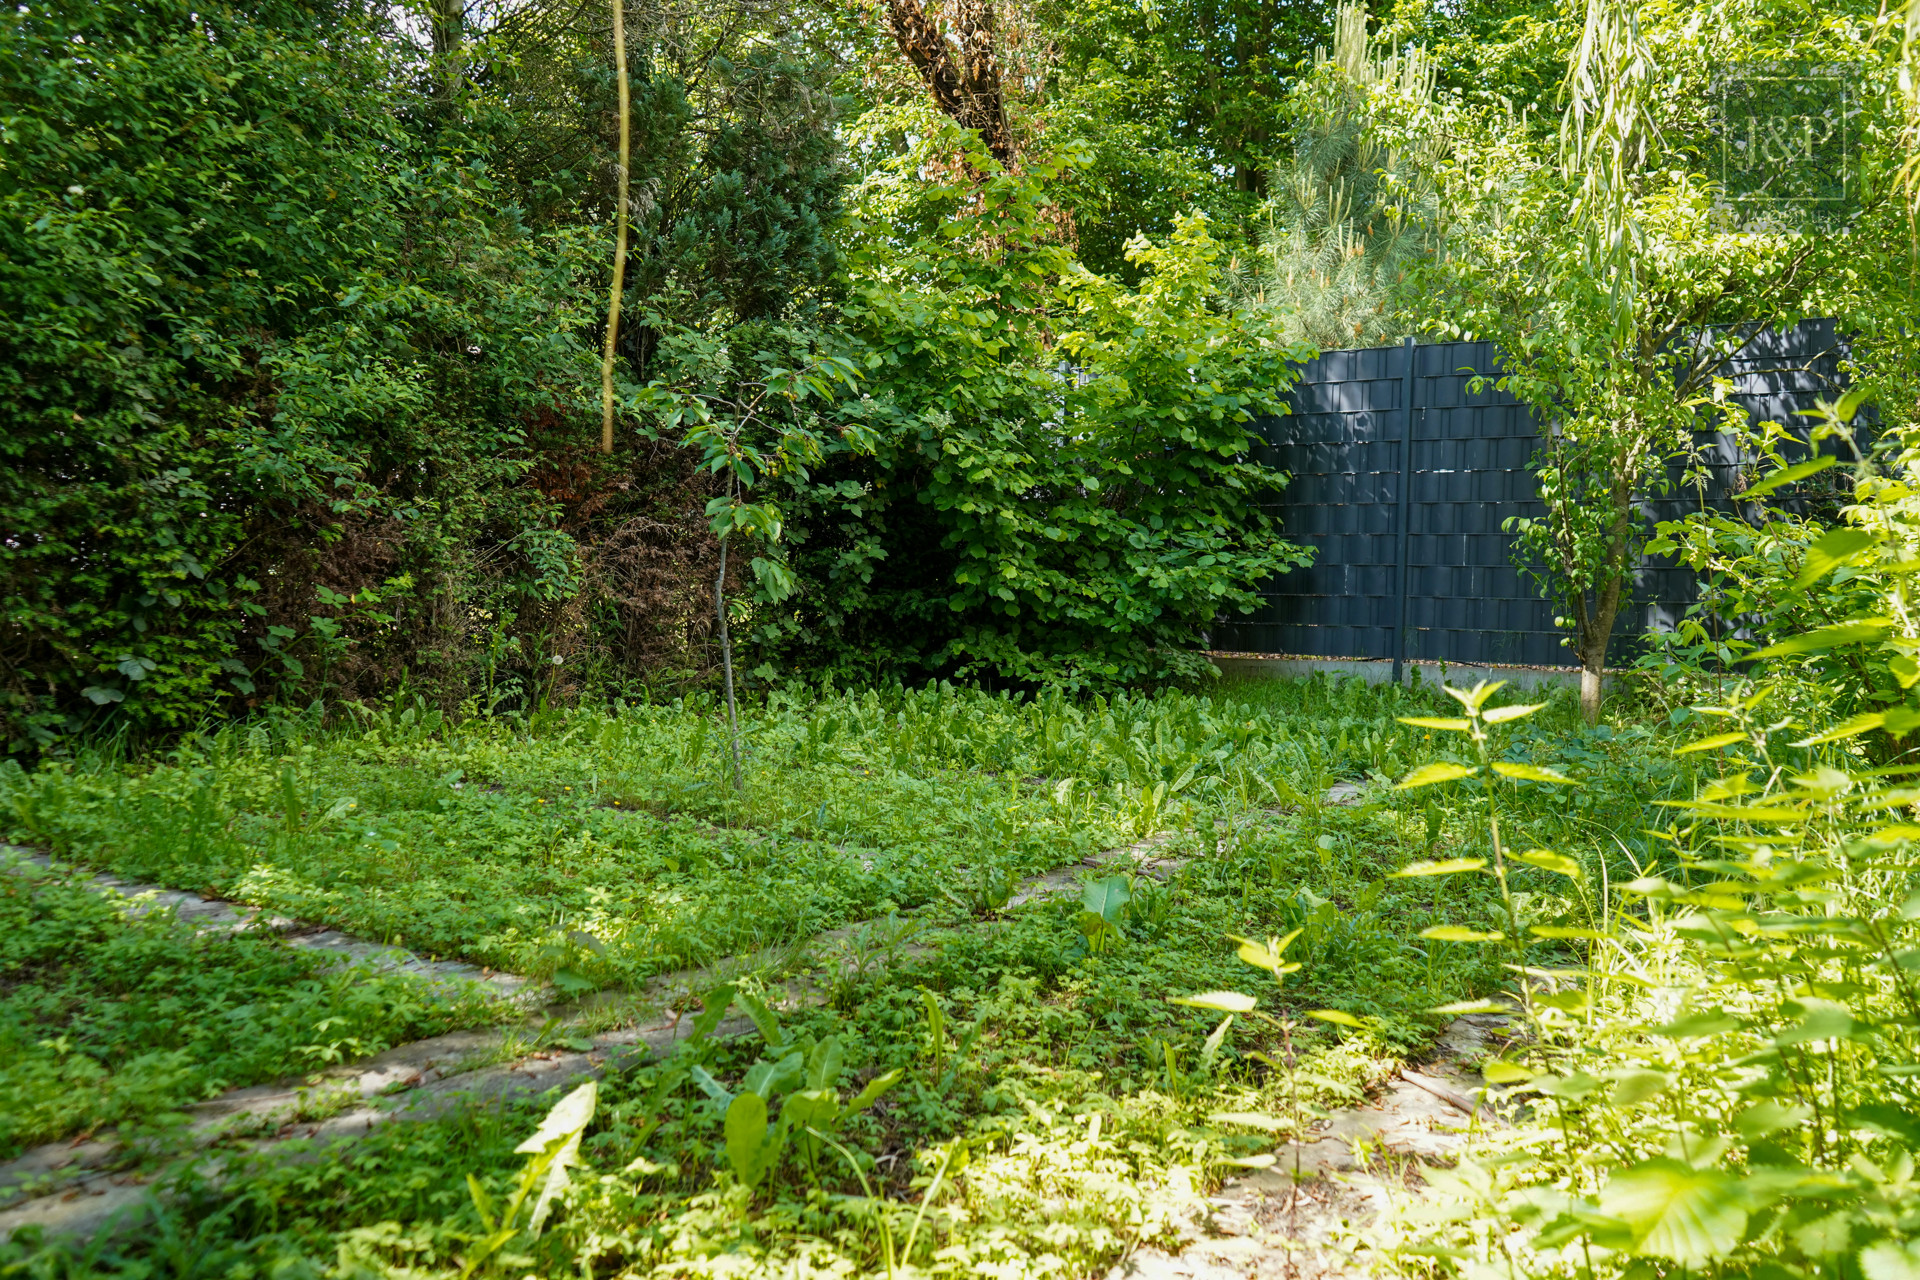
[1107,1013,1515,1280]
[0,1005,757,1241]
[0,821,1228,1240]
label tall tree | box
[1225,1,1440,349]
[1421,0,1908,720]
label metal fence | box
[1211,320,1851,671]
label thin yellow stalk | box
[599,0,630,455]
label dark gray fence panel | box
[1635,319,1851,635]
[1216,319,1849,667]
[1237,343,1413,659]
[1401,339,1563,666]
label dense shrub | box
[0,0,612,748]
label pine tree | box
[1226,3,1440,350]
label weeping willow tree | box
[1226,2,1441,350]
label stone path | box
[1109,1013,1514,1280]
[0,847,533,1000]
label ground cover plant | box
[0,671,1747,1278]
[0,678,1454,993]
[0,867,504,1159]
[1267,399,1920,1280]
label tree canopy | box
[2,0,1915,747]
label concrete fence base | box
[1207,652,1611,692]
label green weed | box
[0,869,503,1157]
[0,673,1620,1277]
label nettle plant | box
[1394,680,1585,992]
[1173,928,1373,1181]
[1380,528,1920,1278]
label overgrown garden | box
[5,0,1920,1275]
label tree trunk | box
[714,532,744,792]
[1578,663,1604,722]
[1572,474,1636,723]
[429,0,463,59]
[882,0,1015,167]
[429,0,465,99]
[599,0,631,455]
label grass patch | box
[0,678,1474,990]
[0,674,1707,1277]
[0,867,504,1158]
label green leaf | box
[1514,849,1581,877]
[1793,714,1885,747]
[1736,1100,1813,1140]
[467,1173,497,1233]
[1792,1212,1854,1260]
[805,1037,846,1092]
[1741,455,1836,500]
[1080,874,1131,924]
[1532,1072,1604,1101]
[1398,716,1470,731]
[1674,731,1747,755]
[1231,931,1303,978]
[1492,761,1576,784]
[1200,1014,1234,1072]
[779,1089,840,1134]
[1835,387,1874,422]
[742,1050,805,1099]
[1076,908,1122,942]
[1796,526,1875,586]
[1421,926,1505,943]
[1608,1070,1671,1107]
[725,990,779,1051]
[843,1067,904,1115]
[1775,1000,1861,1045]
[688,1065,733,1107]
[1652,801,1810,824]
[1172,991,1258,1013]
[1307,1009,1364,1028]
[688,986,737,1042]
[724,1092,773,1188]
[1597,1158,1748,1264]
[1395,762,1477,790]
[1393,857,1487,877]
[1481,1060,1535,1083]
[1858,1241,1920,1280]
[514,1081,597,1238]
[1444,680,1507,712]
[513,1081,597,1156]
[1482,703,1546,724]
[1529,925,1616,940]
[1646,1012,1740,1038]
[1743,620,1891,661]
